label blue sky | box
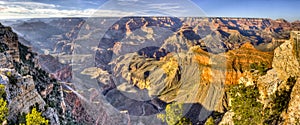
[193,0,300,21]
[0,0,299,21]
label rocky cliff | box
[0,23,95,124]
[220,31,300,125]
[0,24,19,62]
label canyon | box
[0,17,300,124]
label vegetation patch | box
[0,98,8,123]
[228,84,264,125]
[25,107,49,125]
[227,77,296,124]
[157,102,192,125]
[250,62,269,75]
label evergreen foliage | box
[250,62,269,75]
[228,84,264,125]
[228,77,296,124]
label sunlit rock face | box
[227,31,300,125]
[273,32,300,80]
[286,78,300,124]
[91,17,278,124]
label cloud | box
[101,0,206,17]
[146,3,185,15]
[0,1,133,19]
[0,0,207,19]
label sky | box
[0,0,299,21]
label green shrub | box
[228,77,296,125]
[205,116,214,125]
[0,98,8,123]
[26,108,48,125]
[228,84,264,125]
[250,62,269,75]
[157,102,192,125]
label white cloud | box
[101,0,206,17]
[0,1,133,19]
[0,0,207,19]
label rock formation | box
[92,17,277,124]
[0,23,88,124]
[221,31,300,125]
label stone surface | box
[228,31,300,124]
[4,71,46,122]
[273,40,300,80]
[42,108,60,125]
[0,53,14,69]
[286,78,300,124]
[257,69,283,103]
[0,23,63,125]
[219,110,234,125]
[0,24,19,62]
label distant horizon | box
[0,0,299,22]
[0,16,299,23]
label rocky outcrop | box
[0,23,19,62]
[257,69,283,102]
[219,110,234,125]
[224,31,300,124]
[273,32,300,80]
[277,31,300,124]
[0,23,78,125]
[0,65,61,125]
[3,70,46,122]
[0,53,14,69]
[291,31,300,64]
[225,42,273,85]
[252,31,300,106]
[286,78,300,124]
